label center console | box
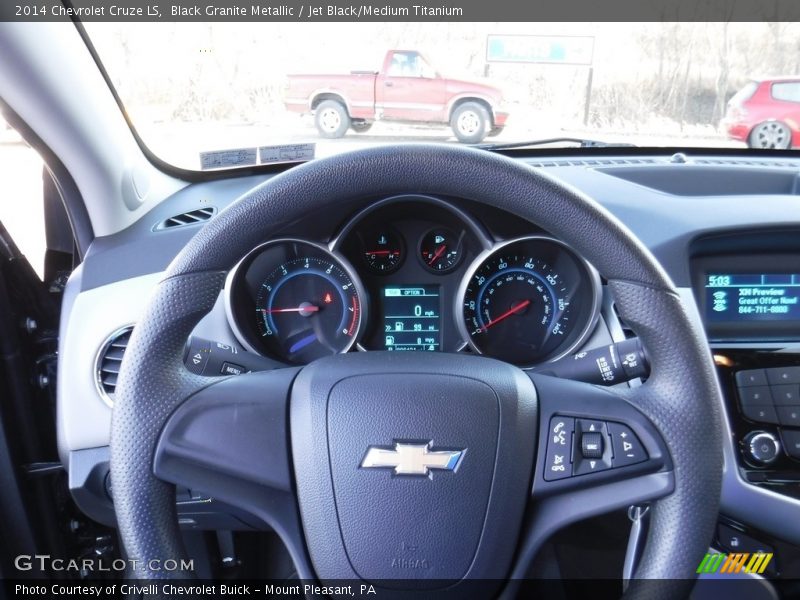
[693,252,800,491]
[690,239,800,579]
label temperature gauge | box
[362,229,403,274]
[419,228,463,273]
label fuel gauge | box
[419,228,463,273]
[362,228,404,274]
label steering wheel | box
[111,144,723,598]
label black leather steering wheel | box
[111,144,723,598]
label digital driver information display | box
[382,285,440,351]
[705,274,800,322]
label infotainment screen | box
[705,274,800,322]
[382,285,440,351]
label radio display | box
[705,274,800,322]
[382,285,440,351]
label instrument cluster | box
[225,195,602,367]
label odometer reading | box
[460,237,598,366]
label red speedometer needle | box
[261,305,319,314]
[480,300,531,332]
[427,244,447,265]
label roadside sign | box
[486,35,595,66]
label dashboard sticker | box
[199,148,257,170]
[259,143,316,164]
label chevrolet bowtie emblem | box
[360,442,464,476]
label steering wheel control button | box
[741,404,779,425]
[580,432,604,459]
[780,430,800,460]
[544,416,574,481]
[766,366,800,385]
[608,422,648,468]
[736,369,768,387]
[737,386,773,406]
[744,432,781,466]
[573,419,612,475]
[770,384,800,405]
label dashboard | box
[223,196,600,367]
[57,149,800,575]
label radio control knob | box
[744,431,780,466]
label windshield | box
[83,22,800,170]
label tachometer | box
[458,237,600,366]
[225,240,365,364]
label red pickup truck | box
[284,50,509,143]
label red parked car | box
[722,77,800,149]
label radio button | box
[780,430,800,460]
[738,386,773,406]
[741,404,779,425]
[776,406,800,427]
[736,369,768,387]
[766,366,800,385]
[771,384,800,406]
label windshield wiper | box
[475,137,637,151]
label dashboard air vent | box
[156,207,216,230]
[526,158,657,168]
[693,158,799,169]
[95,326,134,406]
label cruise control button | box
[766,366,800,385]
[781,430,800,460]
[738,386,773,406]
[777,406,800,427]
[736,369,768,387]
[771,384,800,406]
[608,422,647,467]
[741,404,779,425]
[544,416,573,481]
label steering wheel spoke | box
[152,366,318,577]
[506,375,674,581]
[530,374,673,497]
[153,367,299,508]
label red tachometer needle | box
[480,299,531,332]
[427,244,447,265]
[261,305,319,314]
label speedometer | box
[458,236,601,366]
